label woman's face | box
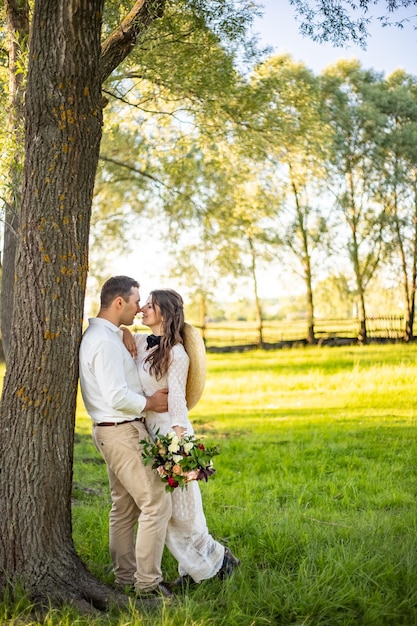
[141,296,163,333]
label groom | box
[79,275,172,598]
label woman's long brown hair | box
[144,289,185,379]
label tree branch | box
[99,154,162,184]
[100,0,165,84]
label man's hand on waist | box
[144,388,168,413]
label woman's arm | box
[167,345,190,433]
[120,326,137,358]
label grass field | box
[2,343,417,624]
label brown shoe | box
[218,547,241,580]
[114,582,135,595]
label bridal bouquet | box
[140,431,220,492]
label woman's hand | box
[184,469,200,482]
[173,426,187,438]
[121,326,137,358]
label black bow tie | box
[146,334,161,350]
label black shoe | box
[218,547,241,580]
[135,581,173,599]
[169,574,197,591]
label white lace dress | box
[134,334,224,582]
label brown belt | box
[96,417,144,427]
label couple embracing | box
[79,276,239,599]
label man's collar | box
[88,317,122,337]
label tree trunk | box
[305,267,315,345]
[249,237,263,346]
[1,1,29,359]
[0,0,166,611]
[356,286,367,344]
[393,188,413,341]
[290,178,316,345]
[406,176,417,341]
[0,0,109,607]
[346,171,367,343]
[199,291,207,345]
[352,233,368,344]
[386,166,415,342]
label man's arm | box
[144,389,168,413]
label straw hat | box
[183,323,206,410]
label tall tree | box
[320,60,387,342]
[0,0,257,608]
[0,0,168,609]
[0,0,107,608]
[372,70,417,340]
[249,55,331,344]
[219,176,278,347]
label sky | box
[251,0,416,76]
[108,1,416,304]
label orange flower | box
[172,464,183,475]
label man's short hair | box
[100,276,139,309]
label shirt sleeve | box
[167,345,190,429]
[92,339,147,415]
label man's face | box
[120,287,141,326]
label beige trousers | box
[92,420,171,591]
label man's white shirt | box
[79,317,146,423]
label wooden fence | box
[199,316,406,350]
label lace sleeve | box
[168,344,190,430]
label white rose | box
[168,435,180,452]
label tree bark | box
[0,0,110,606]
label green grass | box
[3,343,417,624]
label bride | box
[123,288,240,588]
